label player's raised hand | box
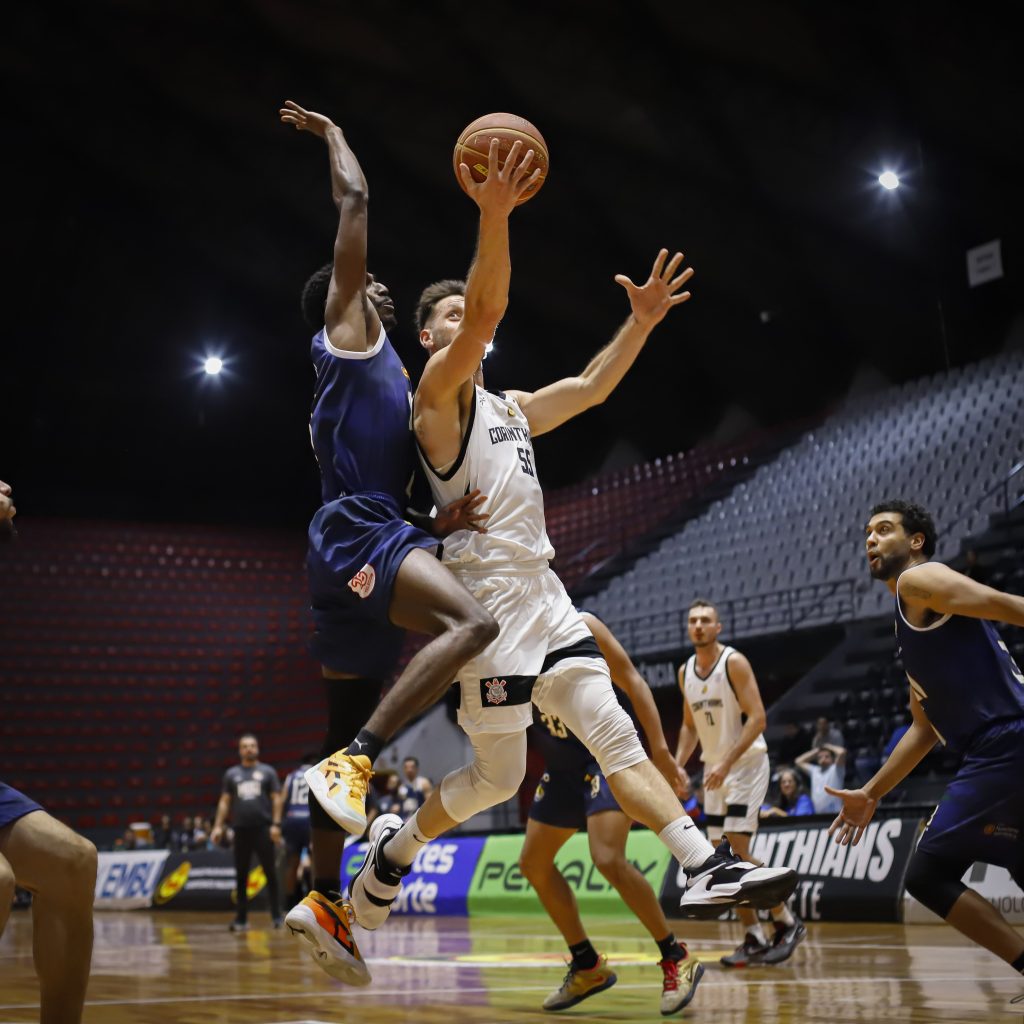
[431,489,490,538]
[280,100,336,139]
[615,249,694,330]
[458,138,542,216]
[824,786,878,846]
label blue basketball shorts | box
[917,718,1024,869]
[528,760,622,831]
[0,783,43,830]
[307,493,440,677]
[281,816,311,856]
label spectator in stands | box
[795,744,846,814]
[153,814,173,849]
[811,716,844,750]
[761,769,815,818]
[175,816,194,852]
[395,756,433,819]
[775,722,811,765]
[882,710,912,761]
[211,733,284,931]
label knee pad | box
[904,849,968,920]
[572,698,645,778]
[439,732,526,823]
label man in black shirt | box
[212,733,284,931]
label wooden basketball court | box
[0,911,1019,1022]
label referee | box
[211,733,284,931]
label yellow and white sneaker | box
[659,954,704,1015]
[285,891,371,987]
[304,750,373,835]
[542,954,617,1011]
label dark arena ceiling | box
[5,2,1022,525]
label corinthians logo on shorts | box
[484,678,508,704]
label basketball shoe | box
[542,953,617,1011]
[720,930,772,968]
[659,954,704,1014]
[679,838,798,919]
[761,915,806,964]
[304,750,373,835]
[285,891,371,986]
[349,813,409,930]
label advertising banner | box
[342,836,486,917]
[905,861,1024,924]
[94,850,171,910]
[150,850,270,912]
[467,829,672,917]
[659,817,923,922]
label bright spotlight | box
[204,356,223,375]
[878,171,900,191]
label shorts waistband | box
[447,559,550,578]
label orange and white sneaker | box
[285,891,371,987]
[304,750,373,835]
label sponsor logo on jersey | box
[348,564,376,599]
[484,678,508,704]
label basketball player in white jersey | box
[676,599,805,966]
[322,155,798,945]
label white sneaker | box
[679,838,798,920]
[349,813,409,930]
[285,891,371,986]
[304,750,373,836]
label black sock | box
[657,933,687,961]
[569,939,599,971]
[313,877,343,902]
[349,728,384,762]
[1013,950,1024,974]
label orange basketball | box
[453,113,549,205]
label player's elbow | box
[332,185,368,210]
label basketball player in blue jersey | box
[520,612,701,1015]
[827,500,1024,1005]
[278,101,539,984]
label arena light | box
[204,356,224,375]
[878,171,900,191]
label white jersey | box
[419,386,555,569]
[682,645,767,768]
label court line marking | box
[0,973,1014,1011]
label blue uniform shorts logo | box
[347,563,376,599]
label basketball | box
[453,113,549,205]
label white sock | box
[749,923,768,945]
[771,904,795,927]
[658,816,715,870]
[381,810,431,869]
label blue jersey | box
[282,765,314,821]
[310,324,416,505]
[895,568,1024,751]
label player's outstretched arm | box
[280,100,378,353]
[509,249,693,437]
[581,612,685,796]
[419,139,540,403]
[675,675,700,769]
[898,561,1024,627]
[825,688,937,845]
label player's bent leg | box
[378,548,499,731]
[0,811,96,1024]
[350,731,527,930]
[908,849,1024,964]
[0,851,15,938]
[519,819,584,944]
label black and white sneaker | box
[761,916,806,964]
[679,838,798,920]
[349,813,410,930]
[720,931,771,968]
